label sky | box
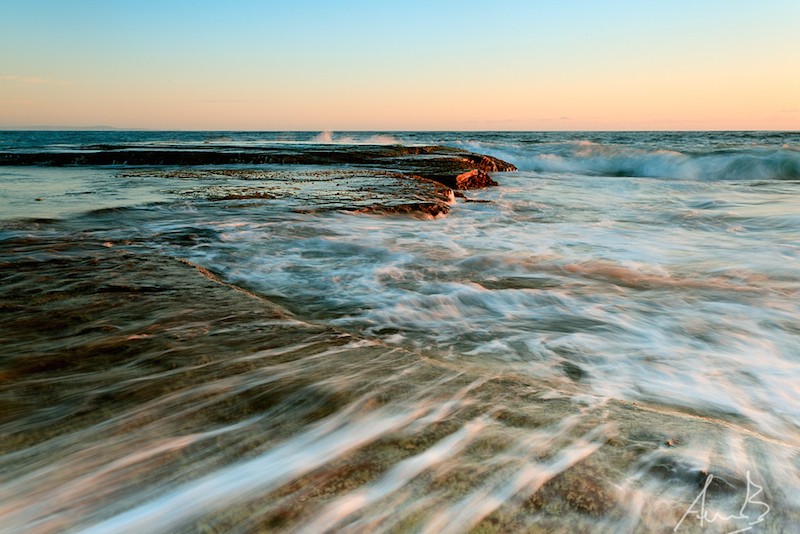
[1,0,798,131]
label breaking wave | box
[312,131,400,145]
[457,140,800,181]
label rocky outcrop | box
[1,144,516,217]
[0,144,516,189]
[455,169,498,190]
[122,168,455,218]
[461,154,517,173]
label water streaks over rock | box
[1,239,797,532]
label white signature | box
[674,471,770,533]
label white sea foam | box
[3,130,800,531]
[453,138,800,181]
[160,159,800,445]
[311,131,400,145]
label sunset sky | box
[1,0,798,131]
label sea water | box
[1,131,799,532]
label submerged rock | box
[2,242,797,532]
[138,168,455,217]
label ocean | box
[1,130,799,532]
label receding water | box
[1,131,799,532]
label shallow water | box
[1,131,799,532]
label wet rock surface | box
[0,144,515,182]
[454,169,498,190]
[120,168,456,217]
[1,144,515,216]
[2,237,796,532]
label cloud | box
[0,75,68,85]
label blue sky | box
[1,0,798,129]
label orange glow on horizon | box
[1,1,798,131]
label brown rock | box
[462,154,518,172]
[1,144,517,195]
[455,169,498,190]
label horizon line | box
[2,126,799,133]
